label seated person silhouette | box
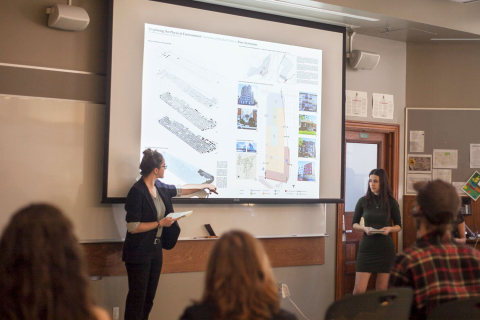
[0,203,110,320]
[389,180,480,320]
[180,230,297,320]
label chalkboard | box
[0,95,327,241]
[405,108,480,194]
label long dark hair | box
[203,230,280,320]
[0,204,96,320]
[365,168,394,212]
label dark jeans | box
[125,251,163,320]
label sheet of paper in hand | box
[368,228,386,234]
[168,210,193,219]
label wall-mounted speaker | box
[46,4,90,31]
[349,50,380,70]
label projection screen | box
[104,0,345,203]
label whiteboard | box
[0,95,326,241]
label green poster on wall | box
[463,171,480,201]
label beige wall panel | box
[406,42,480,109]
[0,66,106,103]
[0,97,121,239]
[0,0,108,73]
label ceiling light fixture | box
[430,38,480,41]
[253,0,380,21]
[410,28,437,35]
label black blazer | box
[122,179,180,263]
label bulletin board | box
[405,108,480,195]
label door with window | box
[335,121,400,299]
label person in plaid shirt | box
[389,180,480,320]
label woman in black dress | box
[180,230,297,320]
[351,168,402,294]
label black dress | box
[451,214,465,238]
[352,195,401,273]
[179,302,297,320]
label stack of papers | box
[369,228,386,234]
[168,210,193,219]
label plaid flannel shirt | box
[389,232,480,320]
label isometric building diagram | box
[158,116,217,153]
[159,70,218,108]
[154,47,223,84]
[160,92,217,131]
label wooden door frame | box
[335,120,400,300]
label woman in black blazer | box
[123,149,216,320]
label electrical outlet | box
[113,307,119,320]
[281,283,290,298]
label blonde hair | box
[203,230,280,320]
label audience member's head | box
[413,180,461,236]
[203,230,280,320]
[389,180,480,320]
[0,203,99,320]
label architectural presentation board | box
[405,108,480,195]
[104,0,345,203]
[142,24,322,200]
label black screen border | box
[102,0,346,204]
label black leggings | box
[125,252,163,320]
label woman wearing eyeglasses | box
[123,148,217,320]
